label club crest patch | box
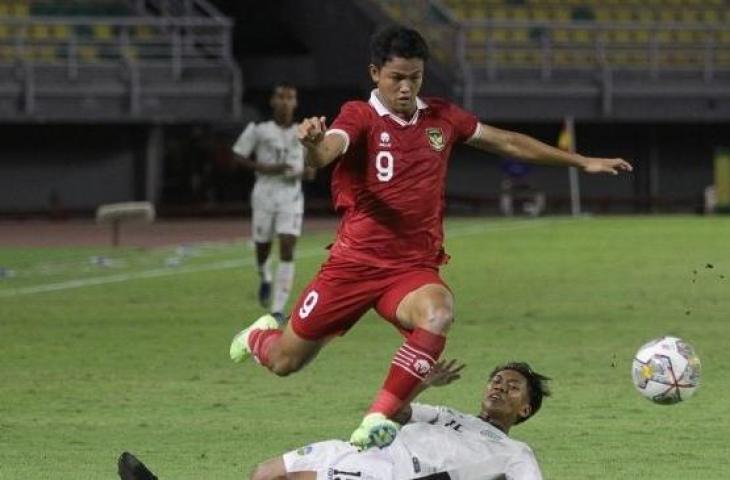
[425,128,445,151]
[296,445,313,456]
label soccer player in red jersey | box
[230,26,632,449]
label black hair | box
[272,81,297,92]
[489,362,551,424]
[370,25,430,67]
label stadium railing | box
[0,0,241,121]
[373,0,730,113]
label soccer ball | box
[631,336,701,405]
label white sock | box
[271,261,295,314]
[257,259,272,283]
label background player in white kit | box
[117,359,549,480]
[232,83,312,322]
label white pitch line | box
[0,218,579,298]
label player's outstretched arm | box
[467,123,633,175]
[298,116,345,168]
[391,359,466,424]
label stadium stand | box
[0,0,241,121]
[373,0,730,120]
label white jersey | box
[232,120,305,213]
[387,403,543,480]
[284,403,543,480]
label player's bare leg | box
[255,241,273,308]
[351,283,453,449]
[250,456,315,480]
[231,317,324,376]
[270,233,297,324]
[395,283,454,334]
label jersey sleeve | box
[505,445,543,480]
[327,102,367,154]
[232,122,257,157]
[448,103,480,144]
[409,403,441,424]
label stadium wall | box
[0,125,151,215]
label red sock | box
[368,328,446,417]
[248,329,282,366]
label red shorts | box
[289,256,448,341]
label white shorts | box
[283,440,394,480]
[251,208,303,243]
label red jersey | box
[325,90,479,269]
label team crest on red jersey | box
[425,128,445,151]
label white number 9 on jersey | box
[375,151,394,182]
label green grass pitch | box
[1,216,728,479]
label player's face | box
[270,86,297,120]
[369,56,424,117]
[482,370,532,423]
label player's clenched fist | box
[298,116,327,149]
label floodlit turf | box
[1,216,728,479]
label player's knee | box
[427,305,454,333]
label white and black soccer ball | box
[631,336,701,405]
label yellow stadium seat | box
[614,9,632,22]
[0,45,16,61]
[634,29,651,44]
[572,29,592,44]
[636,9,654,23]
[554,8,570,22]
[656,30,672,44]
[12,3,29,16]
[0,4,8,16]
[31,24,49,40]
[468,28,488,45]
[553,29,570,43]
[490,9,507,20]
[490,29,509,43]
[53,25,70,40]
[612,30,632,44]
[134,25,153,39]
[79,45,98,62]
[466,50,487,64]
[595,8,611,22]
[719,30,730,45]
[659,10,677,23]
[451,4,468,20]
[675,30,695,44]
[37,45,55,62]
[510,8,528,21]
[531,9,550,22]
[680,10,699,23]
[701,10,719,23]
[0,24,8,39]
[509,29,530,43]
[93,25,113,40]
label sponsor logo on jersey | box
[379,131,392,148]
[425,128,445,151]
